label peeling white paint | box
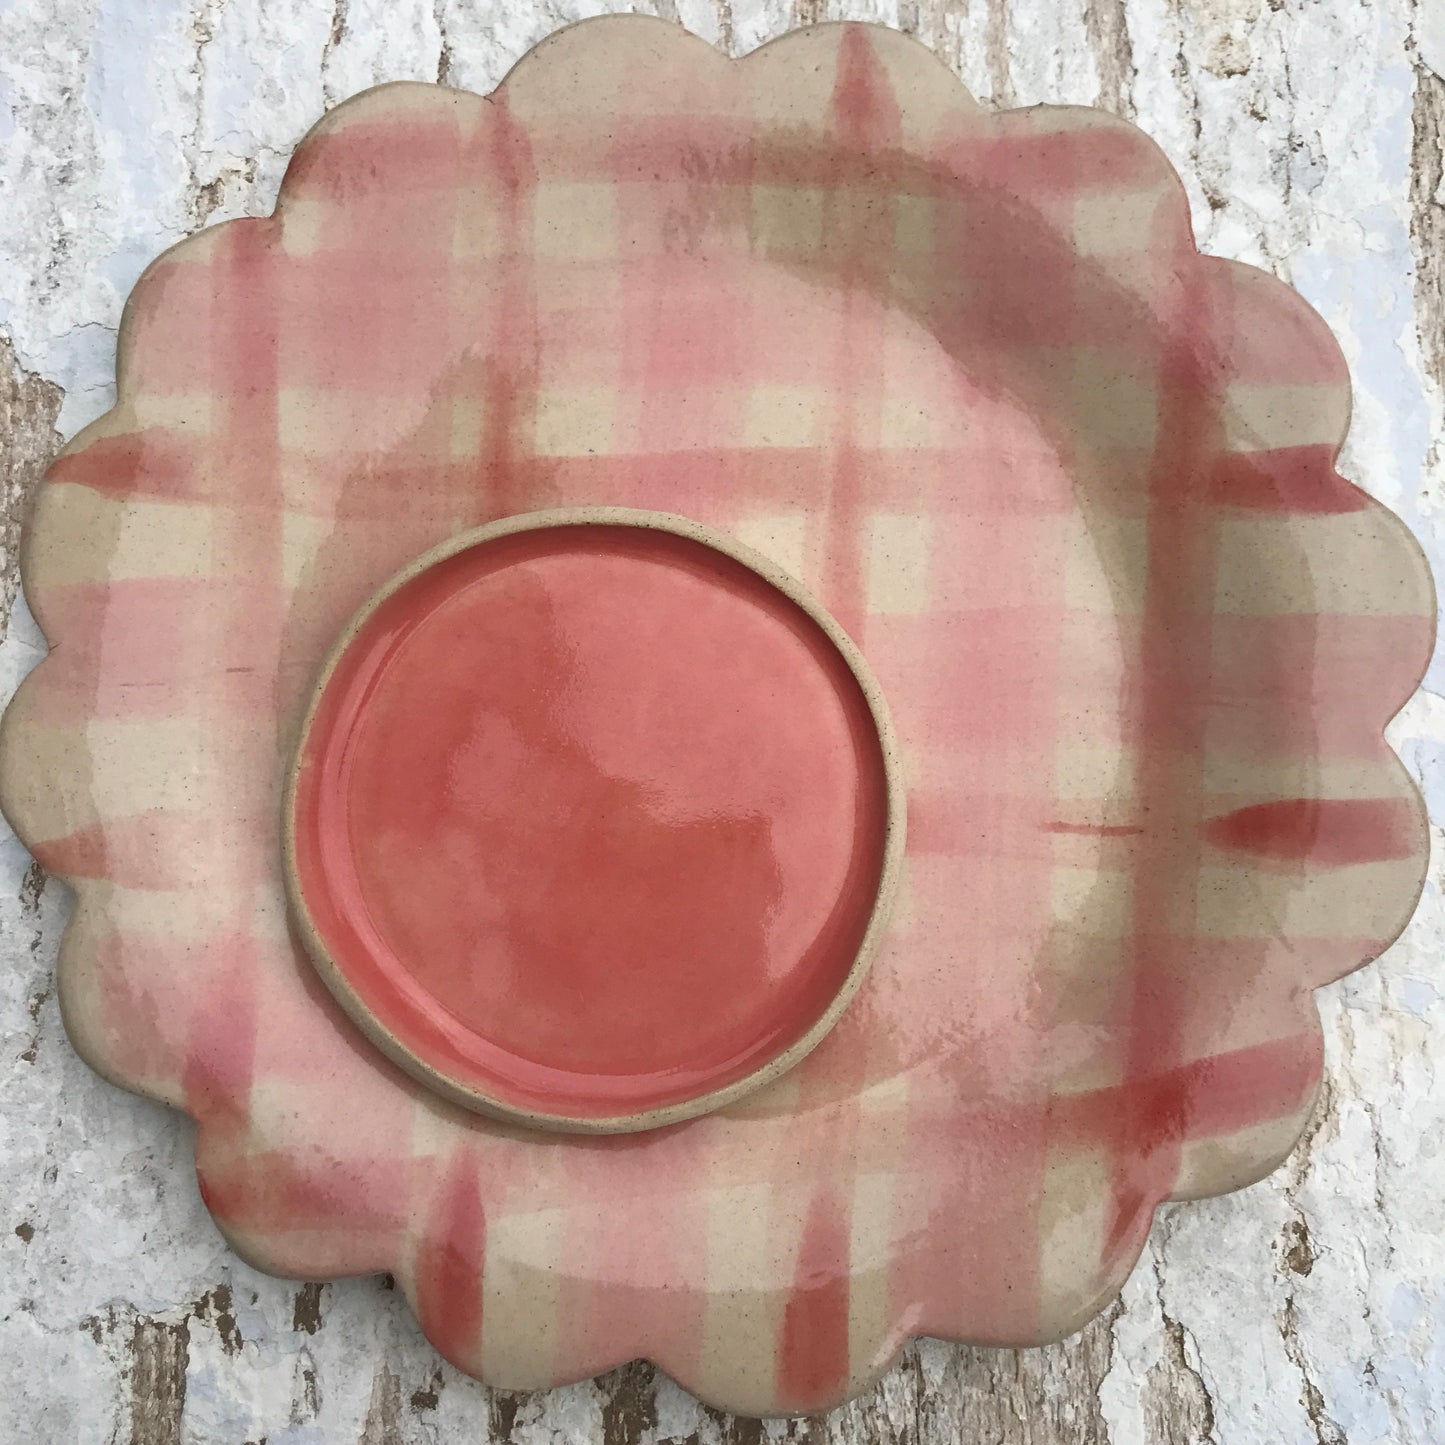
[1,0,1442,1440]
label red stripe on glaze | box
[818,25,902,637]
[950,118,1170,194]
[1172,1030,1322,1139]
[1106,263,1223,1258]
[1203,797,1420,865]
[182,936,259,1140]
[34,812,270,890]
[1052,1032,1321,1148]
[1093,1030,1323,1272]
[476,86,538,521]
[832,19,903,150]
[48,431,198,501]
[414,1152,487,1373]
[30,821,110,881]
[195,1146,411,1274]
[285,116,469,203]
[779,1192,852,1411]
[1211,447,1368,513]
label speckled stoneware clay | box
[0,16,1432,1418]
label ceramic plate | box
[0,17,1432,1417]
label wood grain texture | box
[1,1,1442,1441]
[0,336,62,639]
[1411,62,1445,409]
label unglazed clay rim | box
[281,505,907,1135]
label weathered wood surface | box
[1,1,1442,1441]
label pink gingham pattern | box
[0,18,1431,1415]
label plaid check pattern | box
[0,17,1432,1416]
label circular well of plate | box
[285,507,903,1133]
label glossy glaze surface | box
[289,516,893,1127]
[0,17,1431,1419]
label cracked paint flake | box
[1,0,1443,1441]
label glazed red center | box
[289,523,890,1122]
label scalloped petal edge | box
[0,17,1433,1417]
